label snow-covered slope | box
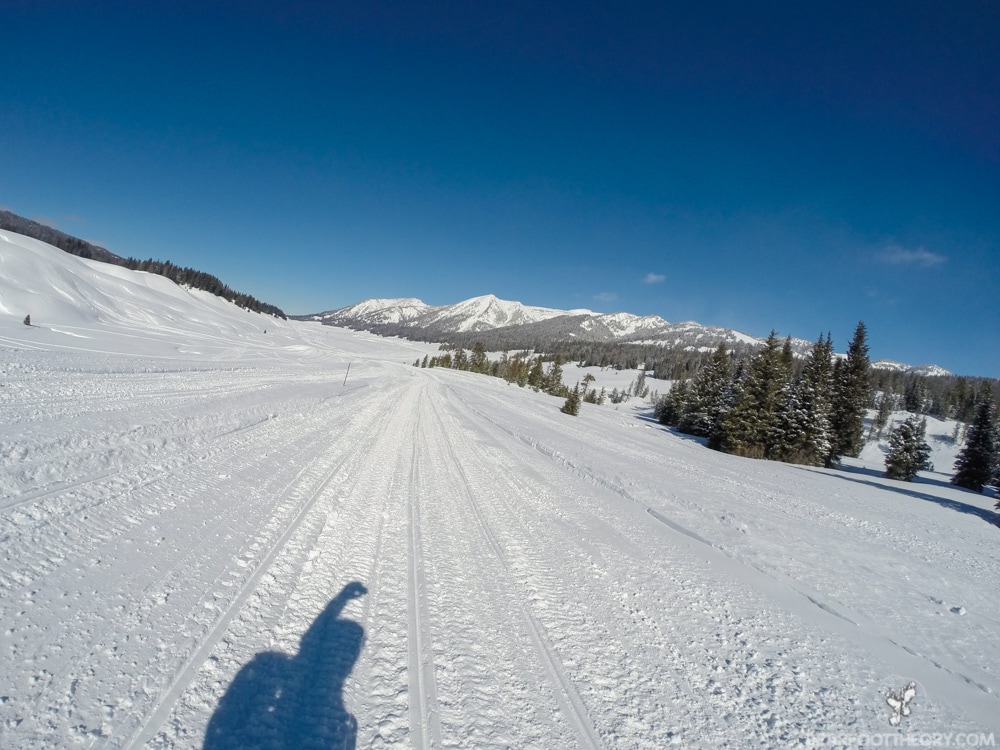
[0,230,279,357]
[873,359,954,377]
[1,233,998,748]
[0,230,413,362]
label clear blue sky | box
[2,1,998,377]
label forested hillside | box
[0,210,286,319]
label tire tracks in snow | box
[125,383,410,748]
[419,384,605,749]
[6,410,336,746]
[0,381,388,747]
[405,407,443,750]
[443,379,1000,729]
[147,380,405,749]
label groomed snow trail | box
[2,338,1000,748]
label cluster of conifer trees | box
[656,321,1000,496]
[951,389,1000,497]
[870,368,999,424]
[118,258,285,318]
[414,325,999,499]
[414,345,606,411]
[655,323,873,467]
[885,384,1000,499]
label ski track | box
[2,345,999,749]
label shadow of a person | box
[204,582,368,750]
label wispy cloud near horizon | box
[875,245,946,268]
[643,272,666,284]
[593,291,618,303]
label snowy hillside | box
[1,233,999,748]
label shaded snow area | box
[2,233,999,749]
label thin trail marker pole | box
[343,362,351,386]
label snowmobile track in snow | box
[422,388,605,749]
[405,408,444,750]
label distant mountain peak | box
[299,295,951,375]
[872,360,953,377]
[300,295,791,353]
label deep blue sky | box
[2,1,998,376]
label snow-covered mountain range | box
[304,294,792,346]
[303,295,952,374]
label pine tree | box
[561,384,581,416]
[718,332,788,458]
[828,322,872,465]
[951,389,998,493]
[678,343,733,438]
[470,342,489,374]
[655,379,690,425]
[904,380,926,413]
[545,355,566,396]
[527,356,545,389]
[516,358,530,387]
[884,416,932,481]
[772,334,833,466]
[869,392,893,440]
[629,369,648,399]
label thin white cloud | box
[643,272,666,284]
[876,244,946,268]
[593,292,617,303]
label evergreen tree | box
[678,343,733,438]
[545,355,566,396]
[884,416,932,481]
[718,332,788,458]
[516,358,530,387]
[828,322,872,465]
[904,380,926,413]
[951,389,998,493]
[561,384,581,416]
[655,379,690,425]
[629,369,648,399]
[779,336,795,378]
[470,342,489,374]
[869,392,893,440]
[772,334,834,466]
[527,356,545,389]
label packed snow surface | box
[1,233,999,748]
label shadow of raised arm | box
[204,582,368,750]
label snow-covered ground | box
[2,231,999,749]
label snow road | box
[2,336,999,749]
